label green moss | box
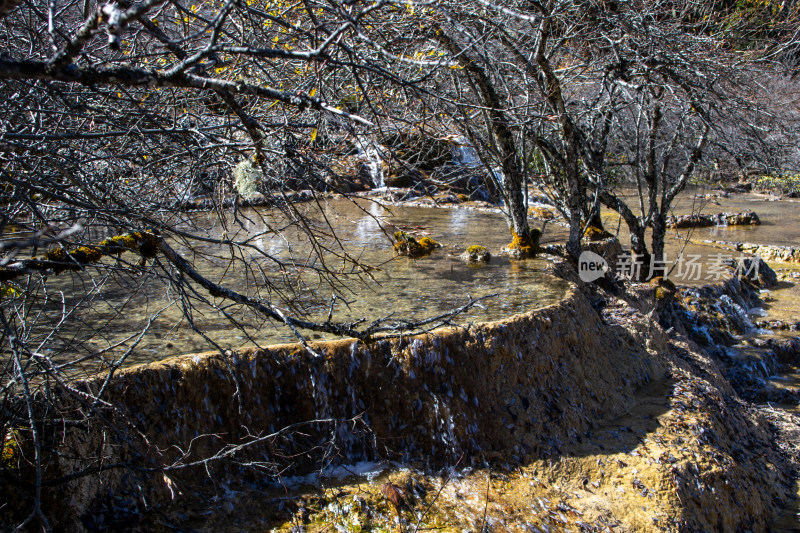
[462,244,491,263]
[71,246,103,264]
[393,231,410,243]
[38,230,160,275]
[0,283,17,299]
[417,236,439,251]
[651,276,676,300]
[99,234,137,252]
[755,173,800,195]
[393,232,440,257]
[2,430,19,469]
[43,247,68,262]
[583,225,613,241]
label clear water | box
[594,187,800,285]
[16,186,800,371]
[27,199,569,371]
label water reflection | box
[352,200,387,247]
[27,200,569,371]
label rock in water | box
[460,245,491,263]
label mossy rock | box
[528,205,555,219]
[393,231,441,257]
[650,276,677,300]
[584,225,613,241]
[460,245,491,263]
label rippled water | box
[32,199,569,369]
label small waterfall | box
[355,139,387,189]
[718,294,755,334]
[448,136,481,168]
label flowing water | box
[16,186,800,528]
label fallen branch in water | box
[0,229,498,355]
[156,236,498,351]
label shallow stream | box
[21,186,800,373]
[36,199,568,370]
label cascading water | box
[355,139,387,189]
[448,136,481,168]
[718,294,756,334]
[446,135,504,197]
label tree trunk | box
[504,173,531,239]
[566,186,585,261]
[650,213,667,277]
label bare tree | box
[0,0,484,527]
[418,0,799,267]
[1,0,799,527]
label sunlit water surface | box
[32,200,569,371]
[17,187,800,373]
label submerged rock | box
[666,210,760,228]
[459,245,491,263]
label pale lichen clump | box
[233,158,262,199]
